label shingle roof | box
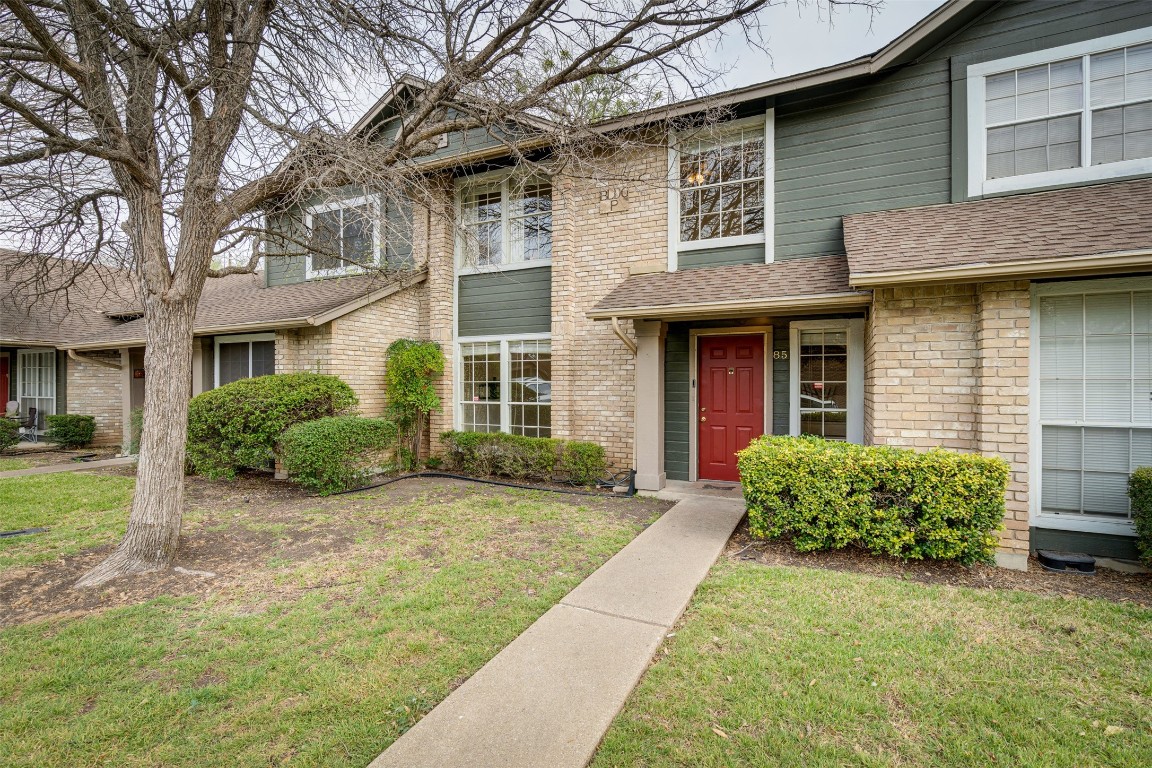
[65,269,427,350]
[588,255,870,319]
[1,251,139,346]
[844,178,1152,280]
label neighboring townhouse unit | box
[295,0,1148,566]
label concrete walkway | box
[0,456,136,479]
[369,494,745,768]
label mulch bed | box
[727,520,1152,607]
[2,447,121,469]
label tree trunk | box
[75,298,196,588]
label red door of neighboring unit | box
[698,335,765,482]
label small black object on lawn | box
[0,527,48,539]
[1036,549,1096,575]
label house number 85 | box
[773,350,788,360]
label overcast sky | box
[713,0,948,91]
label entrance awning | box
[587,255,871,321]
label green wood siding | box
[773,0,1152,260]
[678,244,765,270]
[1030,527,1138,560]
[664,329,690,480]
[457,267,552,337]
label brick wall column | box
[976,281,1032,569]
[633,319,665,490]
[422,176,457,447]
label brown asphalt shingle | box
[844,178,1152,278]
[1,251,139,346]
[67,269,426,349]
[589,255,866,316]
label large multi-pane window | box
[970,30,1152,194]
[1036,282,1152,527]
[459,338,551,436]
[677,123,765,244]
[215,334,275,387]
[459,174,552,270]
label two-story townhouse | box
[336,0,1148,567]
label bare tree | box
[0,0,869,587]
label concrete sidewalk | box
[369,494,745,768]
[0,456,136,479]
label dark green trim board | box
[678,244,765,270]
[664,330,690,481]
[1030,527,1139,561]
[772,0,1152,258]
[56,351,66,415]
[772,325,790,437]
[457,267,552,337]
[201,338,216,391]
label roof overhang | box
[587,291,873,322]
[850,249,1152,287]
[62,269,428,351]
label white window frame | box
[1029,277,1149,537]
[455,168,553,276]
[16,348,56,429]
[454,332,552,434]
[967,26,1152,197]
[214,333,276,388]
[667,110,775,271]
[303,194,380,279]
[788,319,864,444]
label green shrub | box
[128,407,143,455]
[557,441,608,486]
[439,431,608,486]
[45,414,96,448]
[281,416,398,495]
[738,436,1009,565]
[0,419,17,453]
[1128,467,1152,566]
[384,339,444,469]
[187,373,358,478]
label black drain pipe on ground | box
[335,469,638,498]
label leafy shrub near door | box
[1128,467,1152,566]
[44,414,96,448]
[738,436,1009,565]
[281,416,398,494]
[187,373,358,478]
[439,431,608,485]
[0,419,17,453]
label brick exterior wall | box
[867,281,1031,557]
[65,350,124,446]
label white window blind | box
[1037,289,1152,520]
[16,349,56,427]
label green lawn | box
[0,457,32,472]
[0,473,136,568]
[0,475,656,767]
[594,560,1152,768]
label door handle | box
[700,416,707,422]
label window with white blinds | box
[968,27,1152,196]
[1036,286,1152,523]
[16,349,56,428]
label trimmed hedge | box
[738,436,1009,565]
[187,373,358,478]
[45,414,96,448]
[0,419,17,453]
[440,431,607,486]
[281,416,398,495]
[1129,467,1152,566]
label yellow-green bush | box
[738,436,1009,565]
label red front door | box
[0,356,8,404]
[698,335,765,482]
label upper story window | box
[304,194,412,279]
[458,171,552,273]
[306,196,376,278]
[968,27,1152,197]
[670,111,773,266]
